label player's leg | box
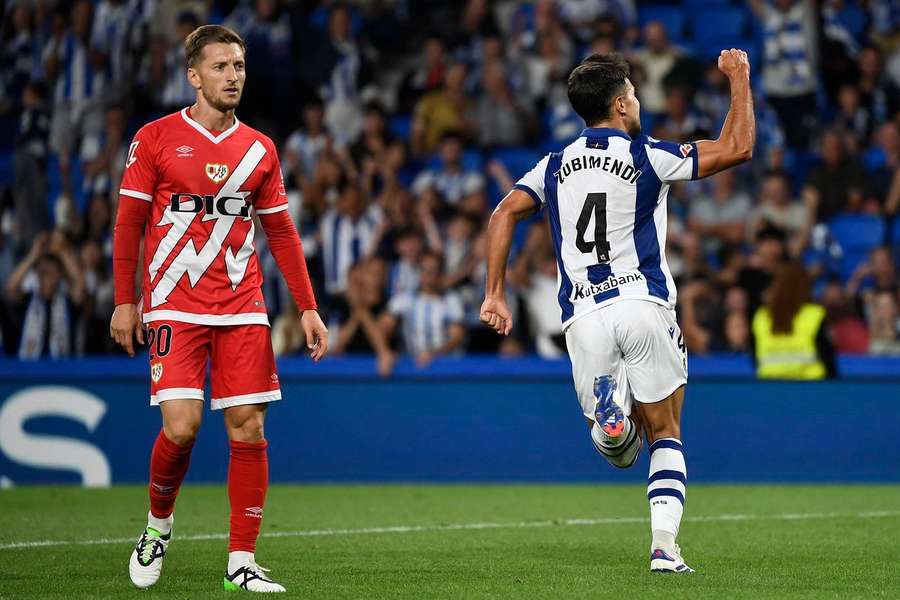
[632,387,692,572]
[620,302,691,573]
[211,324,284,593]
[565,310,642,468]
[130,321,210,588]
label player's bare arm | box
[480,188,540,335]
[695,49,755,178]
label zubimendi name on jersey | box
[555,154,642,186]
[571,272,645,301]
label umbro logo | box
[175,145,193,157]
[245,506,264,518]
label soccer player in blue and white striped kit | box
[481,49,755,572]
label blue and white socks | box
[647,438,686,551]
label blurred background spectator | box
[0,0,897,373]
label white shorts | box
[565,299,688,421]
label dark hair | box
[185,24,245,67]
[767,262,811,334]
[440,129,464,145]
[567,53,630,126]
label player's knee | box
[164,420,200,447]
[226,409,265,442]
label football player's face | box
[621,79,641,137]
[192,42,246,112]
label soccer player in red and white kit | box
[110,25,328,593]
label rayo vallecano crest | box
[151,361,163,383]
[205,163,229,183]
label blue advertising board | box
[1,357,898,485]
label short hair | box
[567,53,630,126]
[185,25,245,68]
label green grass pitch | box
[1,484,898,599]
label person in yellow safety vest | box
[751,262,836,379]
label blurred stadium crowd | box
[1,0,899,370]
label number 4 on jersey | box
[575,192,611,263]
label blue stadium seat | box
[828,214,886,250]
[691,7,747,43]
[891,217,900,244]
[840,248,871,282]
[638,5,686,41]
[490,147,543,180]
[389,114,412,141]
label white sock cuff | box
[228,550,255,571]
[147,511,173,534]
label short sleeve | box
[118,126,159,203]
[254,138,289,215]
[645,137,699,183]
[513,154,550,208]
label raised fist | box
[717,48,750,79]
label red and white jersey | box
[119,108,288,326]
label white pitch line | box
[1,510,898,551]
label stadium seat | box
[691,7,747,43]
[828,214,887,250]
[638,5,686,41]
[490,147,543,180]
[892,217,900,244]
[389,114,412,141]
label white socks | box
[147,511,173,535]
[228,550,255,573]
[647,437,686,551]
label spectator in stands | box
[397,34,446,114]
[688,169,753,257]
[679,276,724,354]
[1,2,38,111]
[723,311,751,354]
[865,122,900,209]
[738,228,787,315]
[411,60,473,156]
[12,79,50,254]
[857,46,900,125]
[509,222,564,358]
[320,3,367,148]
[847,246,898,302]
[630,21,682,116]
[474,59,537,148]
[750,0,819,149]
[750,169,807,252]
[333,257,396,375]
[518,28,574,109]
[387,227,423,298]
[803,129,868,225]
[319,177,382,307]
[653,85,712,142]
[157,10,200,113]
[751,262,836,379]
[283,97,331,194]
[831,84,871,151]
[90,0,138,96]
[411,131,485,209]
[381,251,465,367]
[81,104,127,202]
[821,280,870,353]
[78,238,113,354]
[6,231,85,359]
[43,0,106,167]
[867,289,900,355]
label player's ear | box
[186,66,202,90]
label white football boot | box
[224,559,286,593]
[129,526,171,588]
[650,544,695,573]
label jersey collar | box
[180,107,241,144]
[579,127,632,141]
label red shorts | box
[146,321,281,410]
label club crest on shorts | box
[679,143,693,158]
[150,361,163,383]
[205,163,229,183]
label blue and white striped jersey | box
[514,127,698,329]
[388,291,464,356]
